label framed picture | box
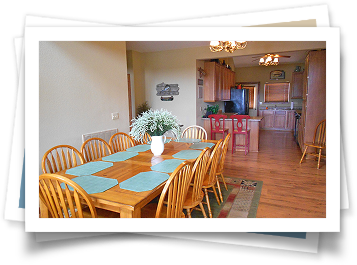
[198,79,203,85]
[270,70,285,79]
[198,86,203,99]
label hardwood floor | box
[223,129,326,218]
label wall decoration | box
[156,82,180,96]
[161,96,174,101]
[270,70,285,80]
[198,79,203,85]
[198,86,203,99]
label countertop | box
[202,115,263,121]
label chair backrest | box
[231,115,250,133]
[208,114,227,133]
[132,132,152,145]
[109,132,136,153]
[156,161,193,218]
[39,174,97,218]
[217,133,231,173]
[189,147,211,203]
[181,125,208,140]
[205,139,224,185]
[80,137,113,162]
[42,145,85,174]
[313,119,326,146]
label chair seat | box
[212,128,229,133]
[183,187,204,208]
[202,174,215,188]
[304,142,326,149]
[141,203,185,218]
[232,129,250,134]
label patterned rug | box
[189,177,263,218]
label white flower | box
[129,108,181,141]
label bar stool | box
[231,114,250,155]
[208,114,228,140]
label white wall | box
[39,41,129,173]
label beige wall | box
[39,41,129,173]
[235,63,305,110]
[140,41,325,130]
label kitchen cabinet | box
[260,110,295,130]
[297,50,326,153]
[291,71,304,99]
[203,61,235,102]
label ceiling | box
[126,41,309,68]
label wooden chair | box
[80,137,113,162]
[183,147,211,218]
[216,133,231,191]
[300,119,326,169]
[181,125,208,140]
[208,114,229,140]
[109,132,136,153]
[39,174,120,218]
[41,145,85,174]
[202,139,224,218]
[39,173,97,218]
[231,114,251,155]
[142,161,193,218]
[132,132,152,145]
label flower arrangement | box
[129,108,181,141]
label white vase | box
[150,135,166,156]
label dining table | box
[39,138,218,218]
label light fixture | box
[209,41,247,53]
[259,54,280,66]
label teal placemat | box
[65,161,113,176]
[172,150,202,160]
[102,151,139,162]
[126,144,151,152]
[150,159,184,173]
[60,175,118,194]
[119,171,170,192]
[175,138,202,143]
[189,142,215,149]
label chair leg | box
[232,134,235,154]
[199,202,207,218]
[186,208,192,218]
[219,173,228,190]
[216,178,223,203]
[317,148,322,169]
[211,185,221,205]
[204,188,213,218]
[300,146,308,164]
[244,134,247,155]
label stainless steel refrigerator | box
[224,87,249,114]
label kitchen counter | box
[202,115,263,121]
[202,115,262,152]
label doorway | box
[237,82,260,116]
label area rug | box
[190,177,263,218]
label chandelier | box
[259,54,280,66]
[209,41,247,53]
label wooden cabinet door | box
[285,110,295,130]
[260,110,274,128]
[291,71,303,99]
[274,111,286,129]
[214,63,222,101]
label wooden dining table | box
[40,139,218,218]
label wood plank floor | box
[223,129,326,218]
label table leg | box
[120,207,141,218]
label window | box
[264,82,290,102]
